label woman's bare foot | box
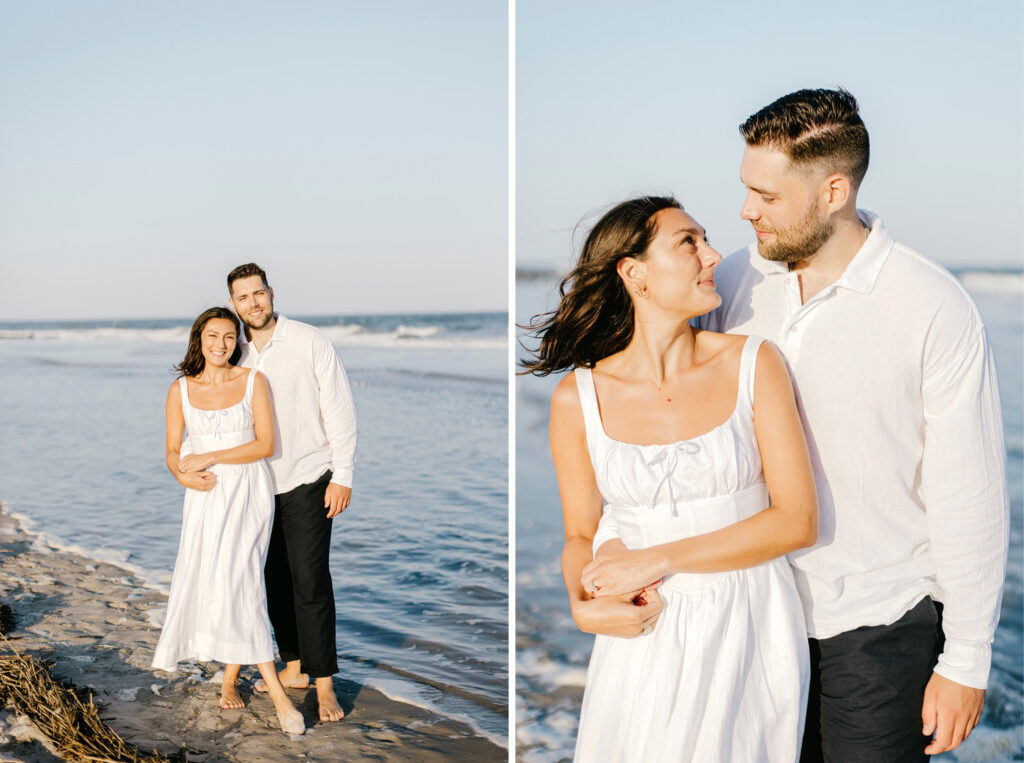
[255,660,306,736]
[270,691,305,735]
[254,671,310,693]
[276,707,305,736]
[219,682,245,710]
[316,676,345,722]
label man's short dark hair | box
[740,88,869,188]
[227,263,270,294]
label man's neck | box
[791,213,868,303]
[247,314,278,353]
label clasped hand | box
[581,545,663,598]
[177,453,216,492]
[572,585,665,638]
[179,453,215,473]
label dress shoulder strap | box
[736,335,765,415]
[244,368,257,401]
[572,367,604,445]
[177,377,191,409]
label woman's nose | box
[704,245,723,266]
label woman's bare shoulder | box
[695,329,748,364]
[753,339,792,387]
[551,371,582,415]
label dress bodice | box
[575,335,765,511]
[179,369,257,451]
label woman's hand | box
[179,453,216,473]
[178,470,217,491]
[571,585,664,637]
[581,546,664,598]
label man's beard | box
[756,200,834,263]
[239,305,273,331]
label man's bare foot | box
[316,677,345,722]
[220,682,245,710]
[254,671,310,693]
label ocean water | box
[0,310,509,745]
[515,273,1024,762]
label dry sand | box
[0,508,506,762]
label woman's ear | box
[616,257,647,298]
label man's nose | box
[740,192,759,221]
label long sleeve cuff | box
[330,464,353,488]
[933,638,992,690]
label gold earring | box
[634,284,649,299]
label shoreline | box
[0,507,506,762]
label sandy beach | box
[0,507,506,762]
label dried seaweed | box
[0,635,172,763]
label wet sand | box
[0,508,506,762]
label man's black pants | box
[800,597,945,762]
[266,469,338,678]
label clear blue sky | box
[517,0,1024,272]
[0,1,507,321]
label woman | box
[152,306,305,736]
[523,197,818,761]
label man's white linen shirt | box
[702,210,1008,689]
[238,314,357,495]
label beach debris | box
[0,604,14,635]
[114,687,141,702]
[150,683,162,696]
[0,635,174,762]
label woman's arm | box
[550,374,663,637]
[582,343,818,595]
[165,382,216,492]
[178,372,276,472]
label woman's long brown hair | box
[173,307,242,378]
[520,196,681,376]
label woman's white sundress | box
[152,369,276,671]
[574,336,809,762]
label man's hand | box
[178,470,216,491]
[324,482,351,518]
[922,672,984,754]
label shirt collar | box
[834,210,893,294]
[240,312,288,347]
[746,209,893,295]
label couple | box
[151,264,358,736]
[527,89,1008,761]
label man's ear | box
[822,173,853,214]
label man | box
[704,88,1008,760]
[227,263,357,722]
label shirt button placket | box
[781,274,803,363]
